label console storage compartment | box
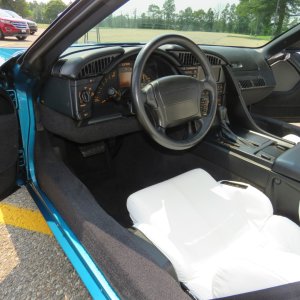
[273,143,300,182]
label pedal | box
[78,141,106,158]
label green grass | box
[227,34,271,41]
[37,23,50,29]
[76,28,270,47]
[252,35,272,41]
[36,26,271,47]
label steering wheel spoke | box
[187,120,196,137]
[142,84,157,108]
[157,125,166,134]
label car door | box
[0,89,19,200]
[250,50,300,123]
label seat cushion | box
[211,249,300,298]
[127,168,300,299]
[283,134,300,144]
[261,215,300,255]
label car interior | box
[29,28,300,299]
[2,2,300,298]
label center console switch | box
[273,143,300,182]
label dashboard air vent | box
[239,80,253,89]
[178,52,199,66]
[252,78,266,87]
[206,54,222,65]
[79,55,116,78]
[176,51,224,66]
[239,78,266,89]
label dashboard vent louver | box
[176,51,223,66]
[206,54,222,65]
[239,80,253,89]
[178,52,199,66]
[79,55,116,78]
[252,78,266,87]
[239,78,266,89]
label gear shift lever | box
[217,106,257,147]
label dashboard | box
[41,46,227,126]
[40,43,277,146]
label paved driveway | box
[0,187,91,299]
[0,28,45,48]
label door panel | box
[251,54,300,123]
[0,90,18,200]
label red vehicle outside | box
[0,9,29,40]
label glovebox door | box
[0,90,18,200]
[251,51,300,123]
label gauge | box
[119,62,132,88]
[93,70,118,104]
[118,61,157,88]
[93,59,158,106]
[142,62,158,87]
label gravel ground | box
[2,188,38,210]
[0,29,45,48]
[0,187,91,300]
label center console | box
[214,120,300,184]
[216,128,291,166]
[195,106,300,225]
[200,63,300,224]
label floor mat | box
[66,132,236,227]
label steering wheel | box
[132,34,217,150]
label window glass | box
[78,0,300,47]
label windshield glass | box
[0,9,16,18]
[77,0,300,47]
[0,0,298,49]
[4,10,22,19]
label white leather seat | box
[283,134,300,144]
[127,169,300,299]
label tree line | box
[102,0,300,37]
[0,0,68,24]
[0,0,299,36]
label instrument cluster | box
[94,61,155,104]
[87,58,164,119]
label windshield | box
[0,0,299,49]
[77,0,300,47]
[0,10,15,18]
[4,10,22,19]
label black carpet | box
[63,132,236,227]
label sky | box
[33,0,240,14]
[119,0,240,14]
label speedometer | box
[93,70,118,104]
[93,59,158,108]
[118,61,156,88]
